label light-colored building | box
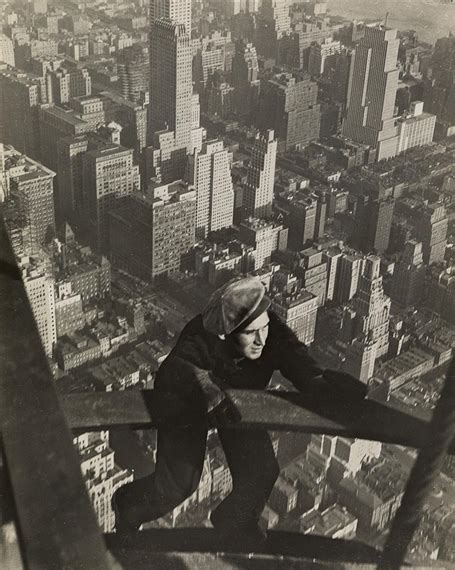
[335,252,364,304]
[300,504,357,539]
[416,202,448,265]
[352,255,391,359]
[21,259,57,357]
[308,38,341,77]
[240,217,288,270]
[0,33,15,66]
[187,140,234,239]
[150,0,191,36]
[150,19,192,153]
[271,289,318,344]
[342,26,400,161]
[396,101,436,154]
[243,129,277,219]
[109,180,196,281]
[75,431,133,533]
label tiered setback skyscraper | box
[342,26,400,161]
[187,140,234,239]
[243,130,277,219]
[343,256,391,383]
[150,0,191,36]
[149,8,192,151]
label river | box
[327,0,455,44]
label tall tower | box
[352,255,391,359]
[149,19,192,151]
[6,148,56,253]
[186,140,234,240]
[354,193,395,255]
[22,261,57,357]
[150,0,191,36]
[243,129,277,219]
[255,0,291,60]
[117,45,150,103]
[391,240,425,308]
[342,26,400,161]
[83,145,140,252]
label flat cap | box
[202,276,271,336]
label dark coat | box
[154,311,325,421]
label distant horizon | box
[327,0,454,44]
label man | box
[112,277,366,546]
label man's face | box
[231,311,270,360]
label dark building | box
[354,194,395,255]
[257,73,321,151]
[390,240,425,308]
[117,44,150,104]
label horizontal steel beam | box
[61,389,455,454]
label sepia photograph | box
[1,0,455,568]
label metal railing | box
[1,216,454,569]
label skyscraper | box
[149,16,192,151]
[415,203,448,266]
[255,0,291,60]
[390,240,425,308]
[286,194,318,250]
[117,45,150,104]
[0,33,15,67]
[231,41,260,120]
[150,0,191,36]
[298,247,328,307]
[21,258,57,357]
[239,218,288,270]
[341,256,390,383]
[354,193,395,255]
[342,26,400,161]
[323,245,343,302]
[186,140,234,239]
[83,145,140,252]
[4,146,56,253]
[109,180,196,281]
[257,73,321,151]
[271,289,318,345]
[0,68,47,161]
[335,252,364,304]
[352,255,391,359]
[243,129,277,219]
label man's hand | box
[207,390,241,426]
[322,369,367,401]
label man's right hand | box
[208,391,241,425]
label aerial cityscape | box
[0,0,454,565]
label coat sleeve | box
[268,312,367,400]
[155,354,228,423]
[268,311,323,391]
